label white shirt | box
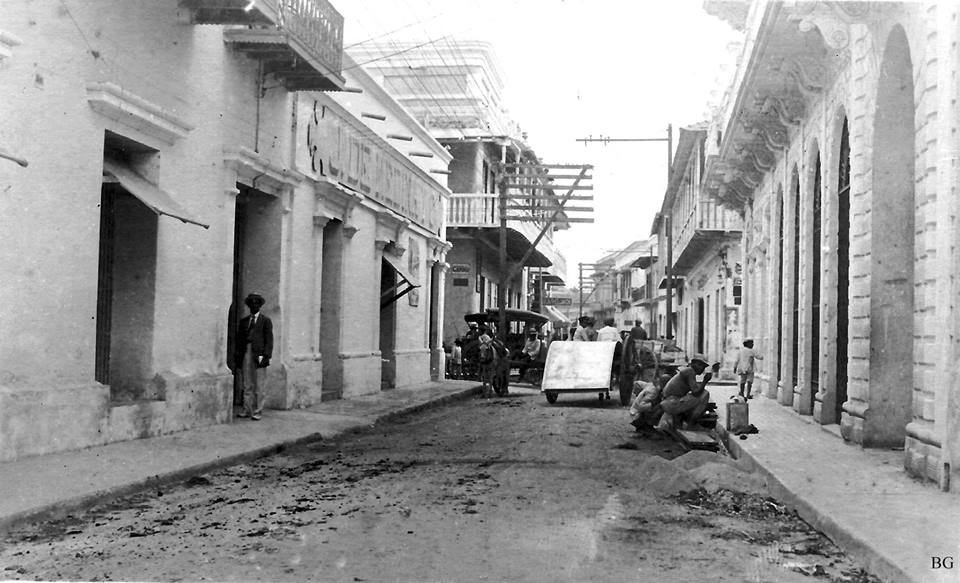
[596,326,620,342]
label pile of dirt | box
[669,450,766,493]
[635,456,698,495]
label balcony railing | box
[182,0,344,90]
[673,195,743,262]
[447,193,567,270]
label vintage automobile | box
[461,309,550,385]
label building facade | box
[350,41,569,344]
[703,1,960,489]
[654,126,743,375]
[0,1,450,461]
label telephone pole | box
[575,125,675,338]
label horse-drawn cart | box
[461,309,550,388]
[540,341,619,404]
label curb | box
[717,424,911,583]
[0,384,484,533]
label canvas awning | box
[0,144,28,167]
[102,159,209,229]
[544,305,571,324]
[380,252,420,309]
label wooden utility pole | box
[575,125,674,338]
[495,158,595,342]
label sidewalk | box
[711,384,960,583]
[0,380,481,533]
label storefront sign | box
[450,264,471,274]
[452,278,469,287]
[543,297,572,306]
[301,99,443,233]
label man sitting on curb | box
[656,354,719,431]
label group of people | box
[628,338,763,433]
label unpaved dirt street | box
[1,387,880,582]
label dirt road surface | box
[1,387,880,582]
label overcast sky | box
[340,0,743,283]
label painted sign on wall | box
[301,99,444,233]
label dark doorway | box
[810,153,822,407]
[228,184,281,407]
[320,219,344,400]
[696,297,705,355]
[96,137,160,402]
[96,181,159,399]
[776,185,785,387]
[791,170,801,389]
[380,259,398,390]
[836,120,851,423]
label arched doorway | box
[810,151,822,411]
[866,25,915,446]
[835,119,851,424]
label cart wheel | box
[545,391,558,404]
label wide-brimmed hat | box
[245,293,265,304]
[689,354,709,367]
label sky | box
[339,0,744,283]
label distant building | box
[652,125,743,375]
[351,41,569,343]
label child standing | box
[734,338,763,399]
[450,339,463,379]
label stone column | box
[430,261,449,381]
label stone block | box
[158,372,232,434]
[341,352,381,398]
[286,356,323,409]
[0,382,111,462]
[107,400,167,442]
[841,412,863,444]
[393,349,430,388]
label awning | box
[658,276,685,289]
[381,252,420,309]
[102,159,209,229]
[544,305,571,324]
[0,144,28,167]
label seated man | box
[517,331,542,381]
[656,355,718,431]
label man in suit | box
[236,293,273,420]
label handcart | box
[540,341,619,404]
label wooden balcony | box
[181,0,345,91]
[672,197,743,274]
[447,193,565,271]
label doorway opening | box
[97,133,159,402]
[228,183,281,408]
[835,119,851,423]
[380,259,398,390]
[320,219,344,400]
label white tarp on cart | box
[541,341,618,391]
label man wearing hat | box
[656,354,718,431]
[236,293,273,421]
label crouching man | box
[656,355,718,431]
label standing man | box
[595,317,620,342]
[236,293,273,421]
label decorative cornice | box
[224,146,306,194]
[315,178,364,228]
[86,82,194,144]
[786,1,869,51]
